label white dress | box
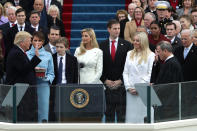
[74,47,103,84]
[123,50,155,123]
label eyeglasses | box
[118,16,126,19]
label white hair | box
[6,6,17,16]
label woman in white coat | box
[74,28,103,84]
[123,32,155,123]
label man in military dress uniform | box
[155,1,171,35]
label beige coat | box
[124,20,144,43]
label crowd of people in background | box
[0,0,197,124]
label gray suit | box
[44,43,71,54]
[44,44,53,54]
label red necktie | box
[111,40,116,61]
[12,23,15,27]
[24,52,27,55]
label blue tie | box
[57,57,63,84]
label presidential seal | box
[70,88,89,108]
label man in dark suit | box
[7,0,34,15]
[0,6,17,68]
[5,8,34,58]
[29,10,48,45]
[0,6,17,36]
[166,22,182,52]
[44,25,60,54]
[52,37,78,85]
[99,19,133,123]
[151,41,183,121]
[33,0,50,28]
[174,29,197,82]
[49,37,78,121]
[174,29,197,118]
[6,31,41,122]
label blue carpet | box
[70,0,126,54]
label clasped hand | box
[105,79,122,90]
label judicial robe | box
[151,56,183,121]
[152,57,183,84]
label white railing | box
[1,118,197,131]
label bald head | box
[33,0,44,12]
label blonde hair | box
[130,32,151,64]
[0,3,5,16]
[78,28,99,55]
[14,31,32,45]
[47,5,60,20]
[3,2,13,16]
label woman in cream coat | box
[74,28,103,84]
[124,7,145,43]
[123,32,155,123]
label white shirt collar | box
[9,21,17,27]
[31,24,39,31]
[170,36,176,43]
[17,23,25,31]
[49,43,55,49]
[128,14,132,21]
[17,45,25,53]
[165,54,174,62]
[109,37,119,43]
[17,22,25,27]
[57,54,66,59]
[184,43,193,51]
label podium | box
[54,84,105,122]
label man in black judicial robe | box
[151,41,183,121]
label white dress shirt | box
[31,24,39,31]
[9,21,17,27]
[17,23,25,31]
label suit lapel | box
[114,39,124,62]
[66,53,71,82]
[54,53,58,78]
[15,46,29,61]
[46,44,53,54]
[104,40,113,62]
[185,44,195,61]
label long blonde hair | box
[130,32,151,64]
[78,28,99,55]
